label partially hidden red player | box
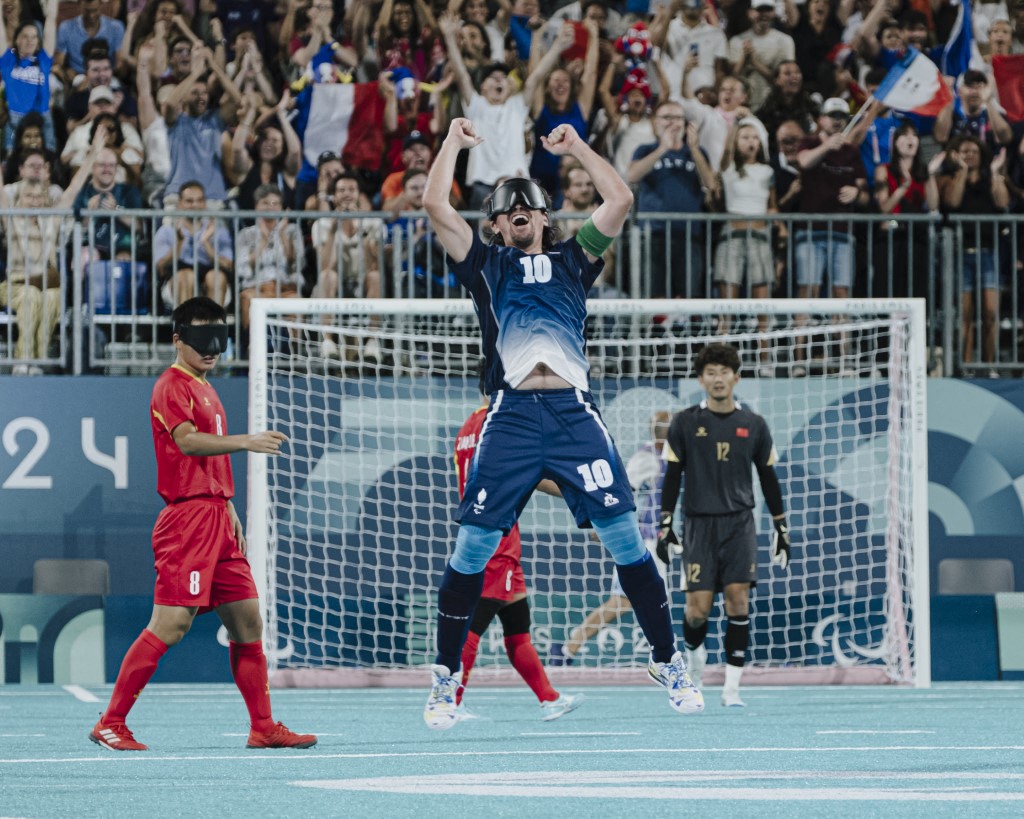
[452,366,584,721]
[90,297,316,751]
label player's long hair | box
[484,180,563,251]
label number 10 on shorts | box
[577,459,614,492]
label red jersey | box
[455,405,521,562]
[151,365,234,505]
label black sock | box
[683,619,708,652]
[434,565,484,672]
[724,616,750,668]
[615,554,676,664]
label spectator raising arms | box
[162,46,241,207]
[376,0,440,81]
[55,0,125,80]
[0,0,58,152]
[440,12,577,208]
[231,91,302,211]
[529,18,599,200]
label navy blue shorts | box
[457,388,637,532]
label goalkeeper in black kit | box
[657,343,790,708]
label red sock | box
[504,633,558,703]
[457,631,481,705]
[102,629,167,724]
[229,641,274,732]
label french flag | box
[297,82,386,172]
[873,48,954,117]
[940,0,972,80]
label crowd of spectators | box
[3,0,1024,373]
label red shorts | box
[152,498,258,611]
[481,556,526,601]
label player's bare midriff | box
[516,363,573,390]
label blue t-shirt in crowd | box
[0,48,52,114]
[631,142,708,236]
[56,16,125,73]
[166,111,227,200]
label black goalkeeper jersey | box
[664,400,778,516]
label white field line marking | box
[4,745,1024,765]
[291,769,1024,800]
[293,782,1024,801]
[62,685,99,703]
[0,734,45,738]
[817,730,937,735]
[520,732,642,737]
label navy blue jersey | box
[449,233,604,393]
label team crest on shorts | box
[472,488,487,514]
[603,493,619,507]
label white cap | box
[821,97,850,116]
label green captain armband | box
[575,218,615,258]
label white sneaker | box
[540,693,585,722]
[721,688,746,708]
[11,364,29,376]
[424,664,462,730]
[757,364,775,378]
[790,364,807,377]
[320,338,339,359]
[648,651,704,714]
[685,644,708,690]
[363,337,381,363]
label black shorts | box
[682,510,757,592]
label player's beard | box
[509,228,536,250]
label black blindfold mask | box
[486,178,548,219]
[176,323,229,356]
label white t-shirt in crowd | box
[465,92,531,186]
[728,27,795,110]
[663,19,727,98]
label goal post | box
[248,297,930,688]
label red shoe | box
[246,721,317,749]
[89,721,149,751]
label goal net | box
[248,298,929,688]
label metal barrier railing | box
[1,208,1020,377]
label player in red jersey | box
[453,373,584,721]
[89,297,316,752]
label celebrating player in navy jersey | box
[658,343,791,707]
[421,118,704,730]
[453,378,584,722]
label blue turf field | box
[2,682,1023,817]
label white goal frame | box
[248,297,930,688]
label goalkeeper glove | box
[656,512,678,565]
[770,517,791,570]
